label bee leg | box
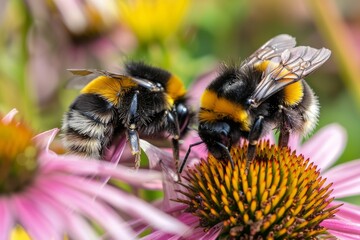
[215,141,235,169]
[278,128,290,148]
[247,116,264,168]
[278,105,291,147]
[166,110,182,181]
[127,128,141,169]
[179,141,203,173]
[126,91,141,170]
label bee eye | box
[176,103,190,134]
[246,98,255,107]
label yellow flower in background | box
[10,227,30,240]
[119,0,190,44]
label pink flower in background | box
[0,109,189,240]
[140,124,360,239]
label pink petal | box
[11,195,58,240]
[198,223,222,240]
[327,230,360,240]
[323,159,360,198]
[161,168,185,211]
[108,136,127,165]
[38,177,136,239]
[31,184,98,240]
[322,218,360,238]
[32,128,59,151]
[64,213,99,240]
[140,140,174,170]
[323,158,360,183]
[55,174,191,236]
[0,199,14,240]
[101,137,127,187]
[330,201,360,224]
[287,134,301,151]
[39,152,162,186]
[1,108,18,124]
[300,124,347,171]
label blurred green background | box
[1,0,360,168]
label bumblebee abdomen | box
[81,75,136,105]
[62,94,118,159]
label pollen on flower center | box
[0,121,38,193]
[177,141,340,239]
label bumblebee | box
[62,61,191,170]
[180,34,331,172]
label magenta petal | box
[300,124,347,171]
[32,183,98,239]
[322,218,360,238]
[330,201,360,224]
[327,230,360,240]
[0,199,13,240]
[39,152,162,186]
[39,177,136,239]
[11,194,58,240]
[1,108,18,124]
[323,158,360,183]
[108,137,127,165]
[56,174,191,236]
[323,159,360,198]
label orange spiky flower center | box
[0,120,38,193]
[177,141,340,239]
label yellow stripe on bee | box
[254,60,271,72]
[255,60,304,106]
[166,75,187,104]
[283,81,303,106]
[80,76,137,105]
[199,90,250,131]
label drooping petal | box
[64,213,99,240]
[11,195,57,240]
[30,183,98,240]
[55,174,191,236]
[37,176,136,239]
[0,199,14,240]
[300,124,347,171]
[32,128,59,151]
[38,152,162,187]
[141,213,197,240]
[1,109,18,124]
[140,139,174,170]
[108,136,127,165]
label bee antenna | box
[179,141,203,173]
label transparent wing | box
[66,69,163,92]
[66,69,107,89]
[241,34,297,68]
[249,46,331,107]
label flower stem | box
[306,0,360,108]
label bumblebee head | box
[198,121,241,160]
